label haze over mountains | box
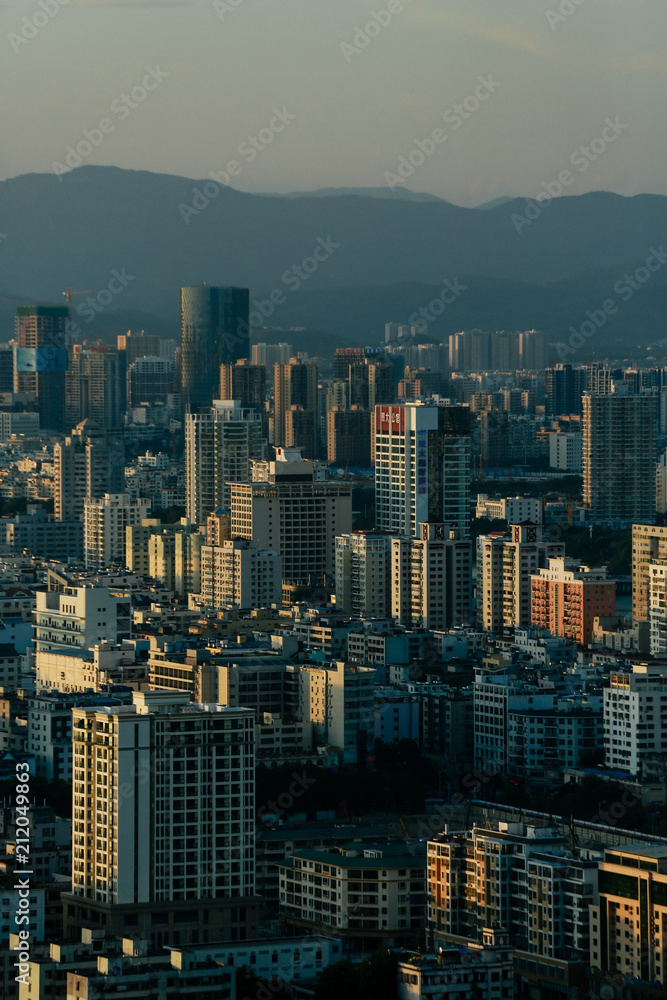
[2,165,666,356]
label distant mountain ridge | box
[0,166,665,355]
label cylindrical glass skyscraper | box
[180,285,250,410]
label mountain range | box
[1,165,666,358]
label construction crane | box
[63,287,92,309]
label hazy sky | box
[2,0,665,206]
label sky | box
[1,0,666,206]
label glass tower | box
[180,285,250,410]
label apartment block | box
[531,557,616,646]
[604,662,667,773]
[391,522,472,630]
[64,691,259,947]
[477,523,564,634]
[199,538,282,609]
[34,578,126,655]
[83,493,151,571]
[278,842,426,948]
[184,400,265,524]
[632,523,667,623]
[335,531,394,618]
[475,495,542,524]
[398,930,514,1000]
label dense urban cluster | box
[0,293,666,998]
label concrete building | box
[184,399,265,525]
[127,355,176,408]
[230,452,352,586]
[473,660,557,775]
[477,523,564,634]
[35,644,146,694]
[374,402,471,540]
[632,523,667,624]
[0,410,40,438]
[335,531,394,618]
[428,823,599,996]
[590,842,667,986]
[475,495,542,524]
[65,343,123,431]
[549,430,583,472]
[54,418,125,522]
[278,842,426,948]
[83,493,151,570]
[199,538,282,609]
[327,406,371,467]
[583,389,657,524]
[299,660,375,766]
[392,522,472,630]
[274,358,318,454]
[604,662,667,773]
[398,930,514,1000]
[34,578,126,655]
[64,691,259,947]
[531,557,616,646]
[507,704,603,781]
[3,505,83,560]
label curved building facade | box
[181,285,249,410]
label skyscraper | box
[185,400,265,524]
[63,691,258,946]
[14,305,69,431]
[65,343,123,430]
[273,358,318,453]
[545,363,587,417]
[54,418,125,521]
[374,402,471,539]
[582,388,656,524]
[181,285,250,410]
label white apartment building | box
[398,931,514,1000]
[298,661,375,766]
[374,402,471,540]
[549,431,583,472]
[649,563,667,655]
[604,662,667,773]
[477,522,564,633]
[230,480,352,585]
[34,584,122,655]
[65,691,257,945]
[199,538,282,609]
[35,643,145,694]
[334,531,393,618]
[475,494,543,524]
[185,400,265,524]
[83,493,151,571]
[278,842,426,944]
[391,521,472,631]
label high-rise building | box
[530,557,616,645]
[219,360,266,411]
[632,524,667,623]
[54,418,125,522]
[327,407,371,467]
[0,342,14,392]
[199,538,282,609]
[582,388,656,523]
[65,344,123,431]
[63,691,259,946]
[273,359,318,452]
[545,363,587,417]
[117,330,161,366]
[335,531,394,618]
[448,330,490,371]
[34,576,125,655]
[518,329,546,370]
[477,523,564,633]
[184,400,265,524]
[604,662,667,772]
[230,450,352,586]
[127,356,176,408]
[374,402,471,539]
[83,493,151,570]
[181,285,250,410]
[14,305,69,431]
[251,342,293,367]
[391,522,472,630]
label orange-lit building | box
[531,557,615,645]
